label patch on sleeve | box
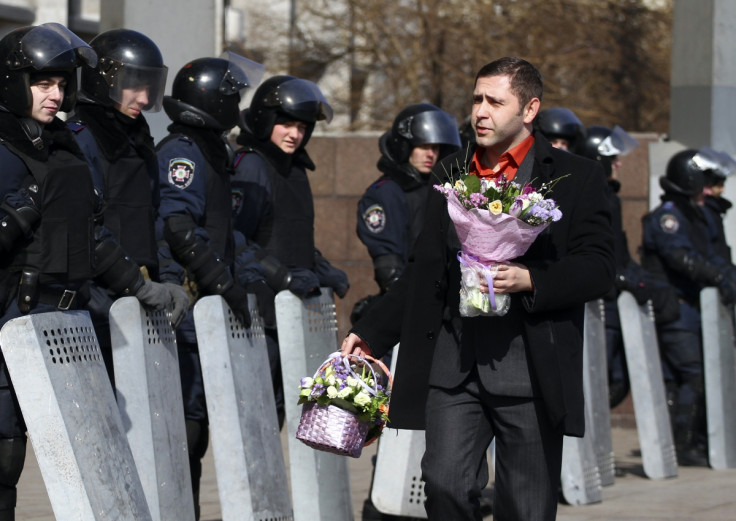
[168,158,195,189]
[659,213,679,233]
[362,204,386,233]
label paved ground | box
[15,426,736,520]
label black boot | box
[674,379,708,467]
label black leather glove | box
[246,279,276,329]
[222,283,252,327]
[288,268,321,298]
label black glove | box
[288,268,321,298]
[222,283,252,327]
[246,279,277,329]
[718,267,736,306]
[314,250,350,298]
[615,273,650,305]
[350,294,380,325]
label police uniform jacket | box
[157,124,234,343]
[231,131,316,269]
[352,132,615,436]
[357,156,431,268]
[0,113,98,293]
[68,102,160,275]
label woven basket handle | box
[315,351,393,397]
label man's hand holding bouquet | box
[434,163,564,316]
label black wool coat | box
[352,133,615,436]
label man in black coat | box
[341,57,614,521]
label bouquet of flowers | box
[296,352,391,458]
[434,164,564,316]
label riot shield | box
[371,344,428,518]
[583,299,615,486]
[275,288,353,521]
[110,297,195,521]
[618,291,678,479]
[560,403,603,505]
[194,295,292,521]
[700,287,736,469]
[0,311,151,520]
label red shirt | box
[469,134,535,181]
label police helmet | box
[379,103,461,164]
[163,52,263,131]
[82,29,167,112]
[0,23,97,116]
[242,75,333,147]
[695,146,736,187]
[579,125,639,176]
[661,149,707,196]
[534,107,585,152]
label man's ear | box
[523,98,540,124]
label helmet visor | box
[597,125,638,157]
[218,51,265,95]
[106,62,168,112]
[694,146,736,179]
[399,110,461,148]
[18,23,97,70]
[264,78,333,123]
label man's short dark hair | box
[475,57,543,108]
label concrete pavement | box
[15,426,736,520]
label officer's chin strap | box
[18,117,44,150]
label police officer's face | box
[271,121,307,154]
[409,144,440,174]
[116,86,150,119]
[29,76,66,125]
[549,137,571,151]
[471,74,539,157]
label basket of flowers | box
[295,351,391,458]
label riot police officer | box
[534,106,585,152]
[579,124,643,408]
[67,28,189,387]
[698,147,736,262]
[353,104,460,322]
[230,74,349,429]
[0,23,174,521]
[157,52,263,519]
[641,149,736,466]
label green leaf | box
[463,173,481,193]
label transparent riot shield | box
[110,297,195,521]
[618,291,678,479]
[700,287,736,469]
[194,295,292,521]
[275,288,353,521]
[0,311,151,520]
[371,344,428,518]
[583,299,615,486]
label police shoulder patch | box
[362,204,386,233]
[659,213,679,233]
[168,158,195,189]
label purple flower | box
[509,197,524,218]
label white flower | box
[346,376,360,388]
[326,374,336,386]
[326,386,338,399]
[529,192,543,203]
[444,182,452,190]
[454,179,467,193]
[337,387,353,399]
[300,377,313,388]
[354,391,371,408]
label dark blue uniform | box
[641,197,731,454]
